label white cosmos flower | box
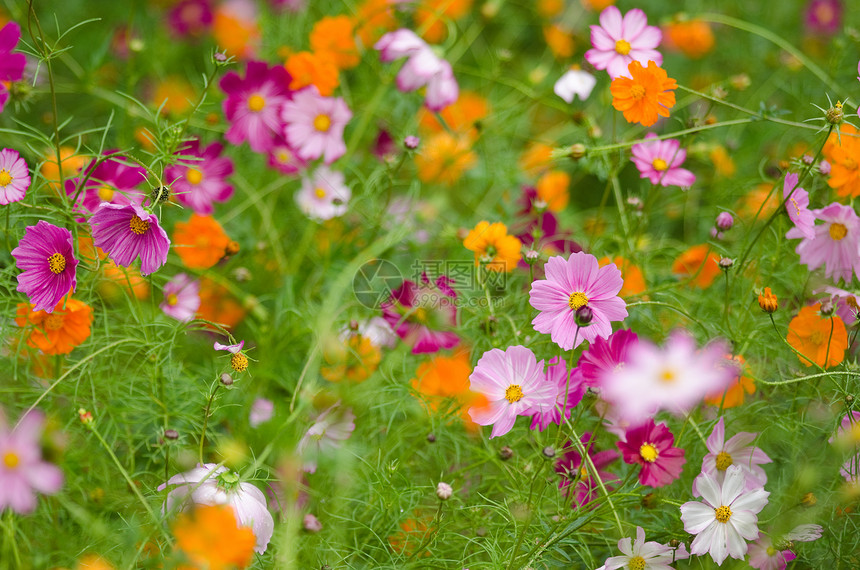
[595,526,689,570]
[553,67,596,103]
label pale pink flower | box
[783,172,816,240]
[630,134,695,188]
[0,410,64,514]
[0,148,30,205]
[160,273,200,322]
[553,66,596,103]
[596,526,688,570]
[249,398,274,427]
[680,465,770,565]
[295,166,350,220]
[748,536,796,570]
[298,404,356,473]
[698,417,771,493]
[816,285,858,326]
[528,358,585,432]
[281,86,351,164]
[584,6,663,79]
[794,201,860,283]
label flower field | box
[1,0,860,568]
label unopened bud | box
[716,212,734,231]
[758,287,778,313]
[225,240,240,257]
[846,394,855,405]
[78,408,94,425]
[220,373,234,386]
[164,429,179,440]
[574,305,593,327]
[436,482,453,500]
[826,101,844,125]
[303,513,323,533]
[801,492,817,507]
[719,257,734,270]
[569,143,587,159]
[404,135,420,150]
[542,446,555,459]
[499,446,514,461]
[820,299,836,316]
[427,433,436,443]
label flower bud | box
[499,446,514,461]
[758,287,778,313]
[164,429,179,440]
[404,135,420,150]
[436,482,453,500]
[303,513,323,533]
[716,212,734,231]
[220,372,234,386]
[719,257,734,270]
[820,299,835,316]
[542,446,555,459]
[426,433,436,443]
[569,143,587,159]
[574,305,593,327]
[801,492,817,507]
[826,101,844,125]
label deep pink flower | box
[220,61,292,153]
[617,419,685,488]
[281,86,351,164]
[783,172,816,240]
[698,417,771,493]
[0,22,27,113]
[165,140,234,215]
[631,134,695,188]
[805,0,842,35]
[0,148,30,204]
[529,252,628,350]
[168,0,213,37]
[527,358,585,432]
[0,409,64,514]
[578,329,638,387]
[65,153,147,217]
[160,273,200,321]
[89,202,170,275]
[794,201,860,283]
[381,275,459,354]
[555,433,619,508]
[584,6,662,79]
[267,137,307,175]
[298,404,356,473]
[748,536,796,570]
[12,221,78,312]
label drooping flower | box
[553,66,596,103]
[0,22,27,114]
[381,275,459,354]
[617,419,686,488]
[164,140,235,215]
[12,221,79,312]
[783,172,815,240]
[171,505,256,570]
[159,463,274,554]
[680,465,770,565]
[65,154,147,218]
[467,345,557,438]
[578,328,638,387]
[630,134,695,188]
[220,60,292,153]
[297,403,356,473]
[160,273,201,322]
[555,433,619,508]
[610,60,677,127]
[0,409,64,514]
[528,358,586,432]
[281,86,351,164]
[794,202,860,283]
[463,221,522,272]
[16,295,93,355]
[0,148,31,205]
[584,6,663,79]
[249,398,274,427]
[89,202,170,275]
[172,214,231,270]
[786,303,848,368]
[699,417,771,495]
[295,166,351,220]
[529,252,628,350]
[596,526,689,570]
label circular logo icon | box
[353,259,402,309]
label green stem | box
[199,383,221,464]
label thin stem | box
[199,383,221,464]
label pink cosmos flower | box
[167,0,213,38]
[0,22,27,114]
[529,252,628,351]
[297,403,356,473]
[0,409,64,514]
[805,0,842,35]
[467,345,557,438]
[249,398,274,427]
[0,148,30,204]
[528,358,585,432]
[617,419,686,488]
[281,86,351,164]
[220,61,292,153]
[89,202,170,275]
[783,172,815,240]
[296,166,351,220]
[816,285,858,326]
[555,433,619,508]
[65,153,147,217]
[158,463,274,553]
[357,316,397,349]
[794,201,860,283]
[584,6,663,79]
[553,66,596,103]
[267,137,307,175]
[748,536,796,570]
[214,340,244,353]
[599,331,735,425]
[578,329,638,387]
[12,221,78,312]
[631,134,695,188]
[165,140,234,215]
[831,410,860,482]
[596,526,689,570]
[680,465,770,565]
[381,275,459,354]
[160,273,200,322]
[699,417,771,493]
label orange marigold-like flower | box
[581,0,616,10]
[101,260,150,300]
[285,51,340,97]
[415,0,473,44]
[412,349,486,430]
[519,142,555,176]
[736,182,779,221]
[758,287,778,313]
[709,145,736,178]
[536,170,570,212]
[418,91,489,139]
[610,60,677,127]
[16,296,93,355]
[599,256,646,297]
[173,214,231,270]
[172,505,256,570]
[40,146,88,193]
[787,304,848,368]
[212,3,261,60]
[197,277,245,329]
[463,221,522,272]
[152,76,195,116]
[415,132,477,185]
[823,124,860,199]
[310,15,360,70]
[671,244,720,289]
[705,354,756,408]
[543,23,575,59]
[320,334,382,383]
[663,19,715,59]
[355,0,398,46]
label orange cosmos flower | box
[705,355,756,408]
[285,51,340,97]
[599,256,646,297]
[463,221,522,272]
[152,76,195,116]
[709,145,736,178]
[823,124,860,199]
[412,349,485,430]
[415,132,478,185]
[418,91,489,139]
[671,244,720,289]
[543,23,575,59]
[320,334,382,383]
[40,146,88,193]
[212,1,261,60]
[310,15,360,70]
[736,182,779,221]
[414,0,473,44]
[197,277,245,329]
[519,142,555,176]
[16,296,93,356]
[581,0,615,9]
[758,287,778,313]
[355,0,398,46]
[536,170,570,212]
[610,60,677,127]
[663,19,715,59]
[787,304,848,368]
[173,214,231,270]
[172,505,256,570]
[388,513,434,556]
[100,260,150,301]
[537,0,564,18]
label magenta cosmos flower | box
[12,221,78,312]
[555,433,619,508]
[281,86,351,164]
[699,417,771,493]
[578,328,638,387]
[529,252,628,351]
[220,60,292,153]
[65,153,147,217]
[267,137,307,175]
[680,465,770,565]
[631,134,695,188]
[0,22,27,114]
[298,403,356,473]
[528,357,585,432]
[160,273,200,322]
[89,202,170,275]
[617,419,685,488]
[165,140,234,215]
[805,0,842,35]
[596,526,689,570]
[0,409,64,514]
[783,172,815,240]
[0,148,30,204]
[747,536,796,570]
[793,201,860,283]
[296,166,351,220]
[381,275,459,354]
[467,345,557,438]
[584,6,662,79]
[167,0,213,38]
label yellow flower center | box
[45,313,65,331]
[412,307,429,323]
[247,94,266,112]
[630,84,646,100]
[186,168,203,185]
[615,39,632,55]
[48,252,66,274]
[314,114,332,132]
[660,368,675,383]
[568,292,589,310]
[714,505,732,523]
[0,169,12,187]
[277,149,292,163]
[231,353,249,372]
[652,158,668,171]
[166,293,179,306]
[97,186,115,202]
[2,452,19,469]
[129,215,150,235]
[628,556,646,570]
[829,222,848,241]
[766,546,777,556]
[315,187,327,199]
[639,443,659,463]
[505,384,524,403]
[715,451,733,471]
